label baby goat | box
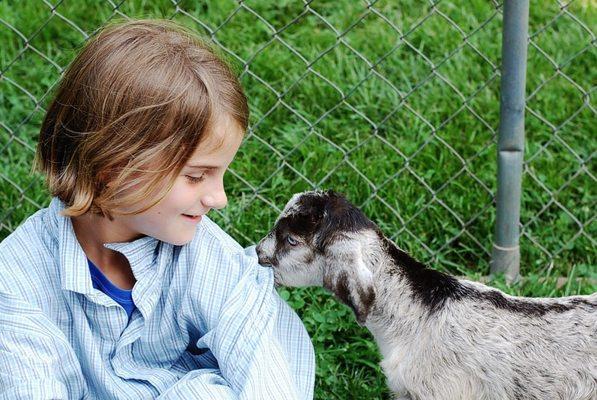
[256,190,597,400]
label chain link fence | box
[521,1,595,277]
[1,1,595,278]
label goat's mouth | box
[256,253,282,285]
[256,248,277,267]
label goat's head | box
[256,190,379,324]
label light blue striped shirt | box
[0,198,315,399]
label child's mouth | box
[182,214,202,222]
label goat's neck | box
[327,230,454,352]
[362,236,446,358]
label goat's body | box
[255,190,597,400]
[368,269,597,400]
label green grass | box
[1,1,595,398]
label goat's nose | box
[256,244,272,266]
[258,256,271,266]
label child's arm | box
[0,292,87,400]
[158,246,315,400]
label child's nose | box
[201,189,228,210]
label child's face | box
[115,114,244,245]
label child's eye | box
[185,174,205,184]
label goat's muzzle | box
[255,243,273,266]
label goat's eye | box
[286,235,299,246]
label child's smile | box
[182,214,202,223]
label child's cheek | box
[168,179,200,209]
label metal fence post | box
[491,0,530,282]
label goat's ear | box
[322,242,375,325]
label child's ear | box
[97,168,115,188]
[98,172,108,187]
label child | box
[0,19,314,399]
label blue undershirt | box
[88,259,136,319]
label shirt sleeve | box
[159,245,315,400]
[0,292,87,400]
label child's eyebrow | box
[185,165,219,170]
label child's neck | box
[72,213,137,290]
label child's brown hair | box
[36,19,248,218]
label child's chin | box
[161,232,195,246]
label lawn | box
[1,1,595,398]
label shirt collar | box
[48,197,160,295]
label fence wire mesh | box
[0,1,595,277]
